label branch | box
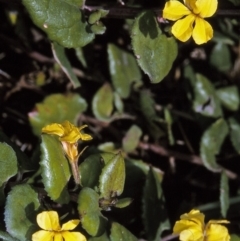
[0,0,239,18]
[138,142,239,180]
[85,6,240,19]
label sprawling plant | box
[0,0,239,240]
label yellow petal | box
[60,129,82,143]
[62,231,87,241]
[206,224,230,241]
[207,219,230,225]
[53,232,63,241]
[37,211,61,231]
[163,0,191,21]
[184,0,198,12]
[196,0,218,18]
[180,210,205,227]
[32,230,54,241]
[79,125,93,141]
[42,123,65,137]
[192,17,213,44]
[173,220,202,234]
[61,121,75,132]
[171,14,195,42]
[179,229,203,241]
[61,219,80,231]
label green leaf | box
[92,83,114,121]
[0,143,18,205]
[164,108,174,146]
[110,222,138,241]
[29,93,87,136]
[88,10,109,24]
[142,168,170,241]
[99,152,125,199]
[0,131,32,170]
[108,44,142,98]
[0,143,18,187]
[78,187,107,236]
[216,86,239,111]
[89,232,110,241]
[228,117,240,153]
[193,74,222,117]
[90,22,106,35]
[75,47,87,68]
[131,11,177,83]
[113,92,124,114]
[0,231,20,241]
[4,184,40,241]
[200,119,229,172]
[210,43,232,72]
[220,171,229,218]
[231,235,240,241]
[52,42,80,88]
[114,197,133,208]
[79,154,104,188]
[139,90,165,140]
[40,135,71,204]
[122,125,142,153]
[22,0,94,48]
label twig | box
[138,142,238,180]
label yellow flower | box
[163,0,218,44]
[32,211,86,241]
[42,121,92,144]
[173,210,230,241]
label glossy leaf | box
[4,184,40,241]
[216,86,239,111]
[113,92,124,114]
[0,131,32,170]
[40,135,71,204]
[89,232,110,241]
[122,125,142,153]
[78,187,107,236]
[92,83,114,121]
[210,43,232,72]
[228,0,240,5]
[52,42,80,88]
[0,231,19,241]
[79,154,104,188]
[110,222,138,241]
[22,0,94,48]
[131,11,177,83]
[200,119,228,172]
[220,171,229,218]
[29,93,87,136]
[193,74,222,117]
[228,117,240,153]
[0,143,18,187]
[108,44,142,98]
[142,168,170,241]
[99,152,125,199]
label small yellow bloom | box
[173,210,230,241]
[163,0,218,44]
[42,121,92,144]
[32,211,86,241]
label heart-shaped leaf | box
[22,0,94,48]
[131,11,177,83]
